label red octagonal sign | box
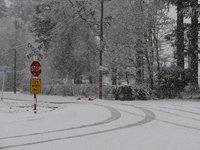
[30,61,41,77]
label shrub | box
[156,65,192,98]
[110,85,154,100]
[132,85,153,100]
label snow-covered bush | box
[108,85,154,100]
[112,85,134,100]
[156,65,192,98]
[132,85,154,100]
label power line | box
[39,0,102,37]
[40,4,86,37]
[0,2,80,54]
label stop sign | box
[30,61,41,77]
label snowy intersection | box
[0,92,200,150]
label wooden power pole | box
[99,0,104,99]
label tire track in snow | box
[148,108,200,122]
[0,105,121,140]
[140,104,200,118]
[170,104,184,108]
[0,105,155,149]
[138,105,200,131]
[159,106,200,115]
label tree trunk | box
[190,0,199,92]
[176,0,184,69]
[144,47,154,89]
[153,0,161,97]
[111,68,117,85]
[125,71,129,85]
[86,26,93,84]
[135,52,142,85]
[155,37,160,89]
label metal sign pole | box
[1,70,6,101]
[33,54,37,113]
[34,93,37,113]
[27,42,43,113]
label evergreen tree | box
[176,0,184,69]
[165,0,199,92]
[165,0,188,69]
[190,0,198,91]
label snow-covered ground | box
[0,92,200,150]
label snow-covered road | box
[0,92,200,150]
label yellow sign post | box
[30,79,41,94]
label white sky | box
[168,5,191,23]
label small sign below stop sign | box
[30,61,41,77]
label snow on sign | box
[30,61,41,77]
[27,42,44,59]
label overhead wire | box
[40,0,103,38]
[44,9,84,36]
[0,1,77,54]
[1,1,143,52]
[1,1,183,55]
[40,2,91,37]
[0,1,96,67]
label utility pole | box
[14,20,18,94]
[99,0,104,99]
[14,49,16,94]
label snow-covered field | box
[0,92,200,150]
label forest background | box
[0,0,199,100]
